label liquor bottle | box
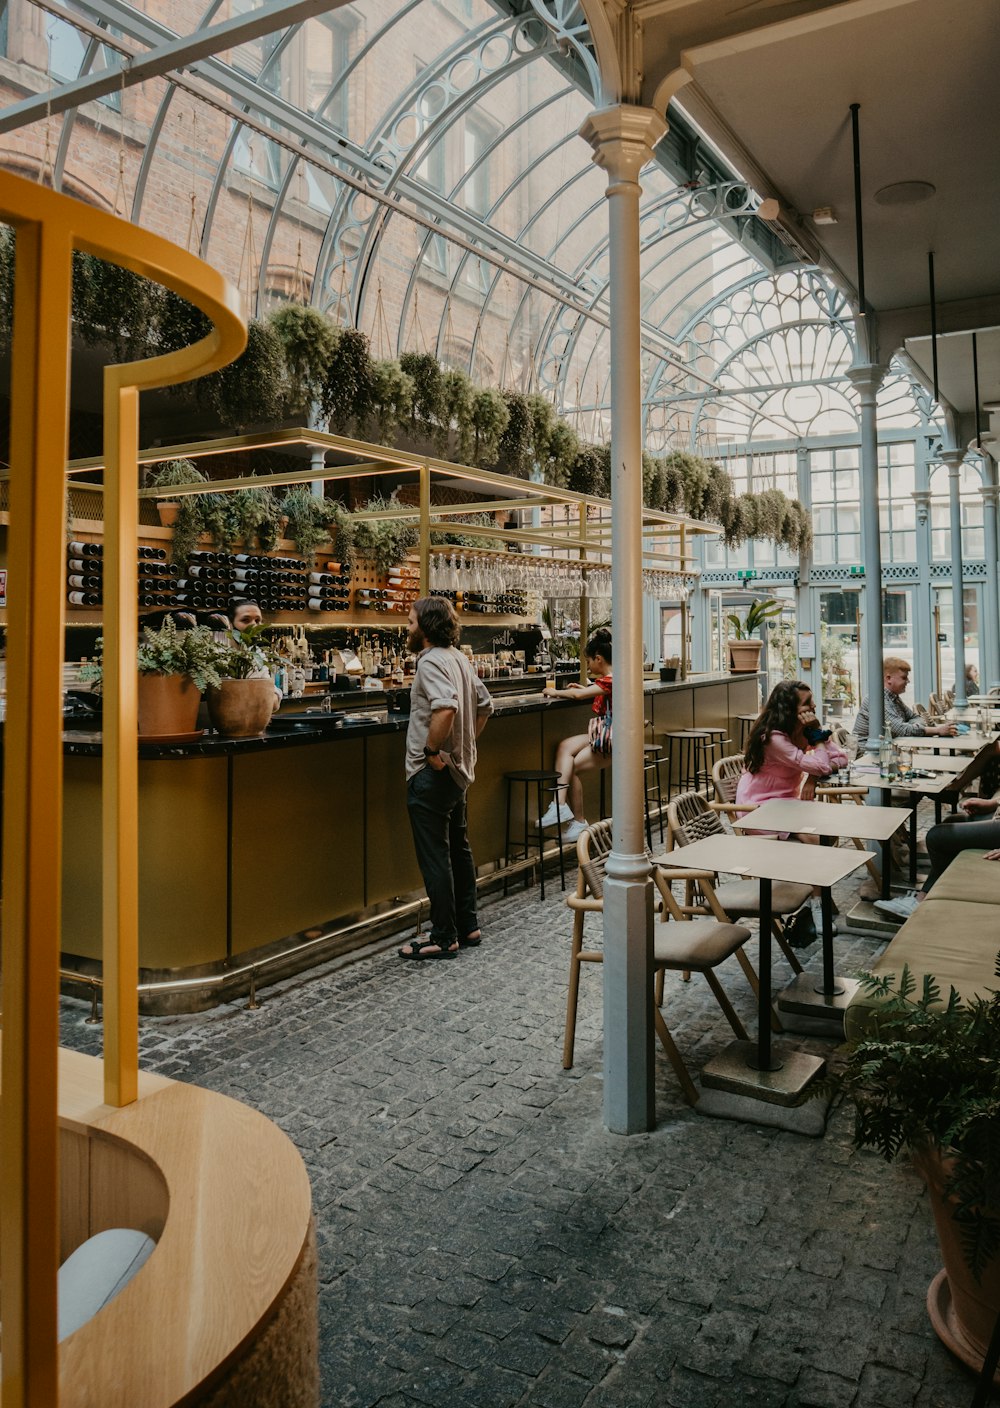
[67,591,101,606]
[68,541,102,557]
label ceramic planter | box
[728,638,763,673]
[915,1146,1000,1383]
[156,501,180,528]
[137,672,202,739]
[207,677,276,737]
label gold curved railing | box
[0,169,245,1408]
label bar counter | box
[59,671,761,1011]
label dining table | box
[655,834,873,1090]
[731,798,905,1022]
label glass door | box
[932,584,981,697]
[818,589,861,721]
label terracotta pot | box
[137,672,202,738]
[207,677,276,738]
[915,1146,1000,1381]
[728,638,763,673]
[156,501,180,528]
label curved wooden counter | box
[56,1049,317,1407]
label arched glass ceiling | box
[2,0,944,462]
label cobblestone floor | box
[60,833,978,1408]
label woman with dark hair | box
[537,628,613,844]
[736,680,847,825]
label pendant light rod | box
[973,332,982,449]
[928,251,939,403]
[849,103,867,349]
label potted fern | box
[834,960,1000,1380]
[727,597,782,673]
[145,458,207,528]
[137,617,223,738]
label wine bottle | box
[68,574,103,590]
[67,557,103,574]
[68,541,102,557]
[68,591,101,606]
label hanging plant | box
[145,458,208,498]
[228,483,284,550]
[527,394,555,467]
[169,497,206,566]
[156,287,213,358]
[470,388,509,465]
[369,359,414,442]
[329,502,356,573]
[281,486,330,561]
[704,463,733,522]
[439,512,506,552]
[351,495,419,575]
[399,352,446,441]
[197,319,287,431]
[723,493,761,549]
[495,391,534,478]
[642,453,664,511]
[72,252,159,363]
[268,303,337,416]
[541,420,580,488]
[322,327,376,435]
[442,368,474,460]
[567,445,610,498]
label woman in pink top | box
[735,679,848,840]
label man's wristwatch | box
[423,746,441,758]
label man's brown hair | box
[883,656,910,675]
[413,596,461,648]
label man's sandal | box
[398,935,459,960]
[458,930,482,949]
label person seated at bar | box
[853,656,956,743]
[537,628,612,845]
[874,784,1000,920]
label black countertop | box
[60,671,758,759]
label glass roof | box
[0,0,936,452]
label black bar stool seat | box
[503,769,567,900]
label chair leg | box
[652,1003,698,1105]
[702,969,748,1041]
[773,919,804,975]
[654,968,664,1007]
[563,912,586,1069]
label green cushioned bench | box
[845,850,1000,1039]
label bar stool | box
[735,713,758,750]
[663,729,725,798]
[643,728,666,847]
[503,770,567,901]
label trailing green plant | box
[495,391,534,478]
[136,616,223,691]
[350,495,419,575]
[169,497,206,566]
[442,368,474,460]
[72,253,159,363]
[722,492,761,549]
[399,352,446,442]
[543,420,581,488]
[281,486,330,561]
[322,327,376,434]
[328,501,356,573]
[197,319,287,431]
[145,458,207,497]
[567,444,610,498]
[267,303,337,415]
[470,387,509,465]
[0,223,14,346]
[156,288,213,360]
[438,512,505,551]
[826,956,1000,1282]
[727,597,782,639]
[369,359,414,441]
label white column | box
[979,474,1000,690]
[846,365,886,747]
[940,448,968,706]
[911,487,934,703]
[580,105,666,1135]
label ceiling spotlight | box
[874,181,936,206]
[812,206,838,225]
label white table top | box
[905,734,995,753]
[655,834,873,887]
[888,753,966,773]
[733,798,907,842]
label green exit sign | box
[849,565,865,576]
[737,569,757,580]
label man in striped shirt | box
[853,657,957,747]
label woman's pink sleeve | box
[768,731,835,776]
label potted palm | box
[834,961,1000,1381]
[207,623,279,738]
[727,597,782,673]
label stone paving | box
[60,846,979,1408]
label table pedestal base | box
[777,974,861,1034]
[701,1040,826,1104]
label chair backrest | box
[829,722,853,750]
[577,818,613,899]
[712,754,745,804]
[668,789,726,847]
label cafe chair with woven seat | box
[563,819,755,1105]
[665,789,809,977]
[711,754,754,820]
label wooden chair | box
[711,754,754,820]
[564,820,755,1104]
[665,789,809,976]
